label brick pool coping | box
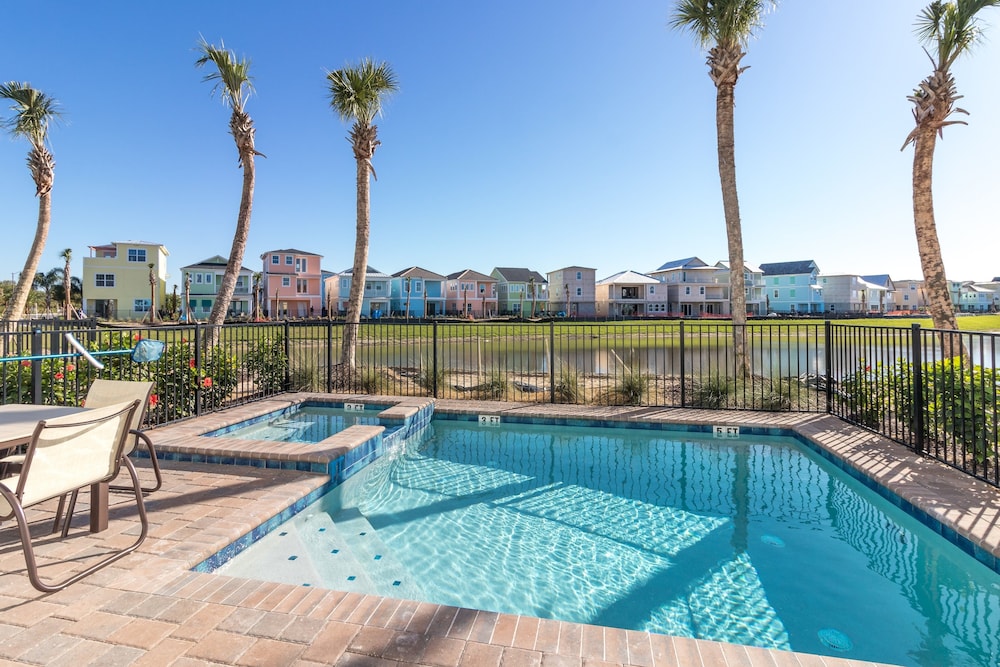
[0,393,995,666]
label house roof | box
[715,260,762,274]
[759,260,818,276]
[654,257,707,271]
[340,265,391,279]
[860,274,894,289]
[446,269,495,282]
[259,248,322,258]
[492,267,547,283]
[597,270,659,285]
[181,255,252,272]
[392,266,446,280]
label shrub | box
[554,366,580,404]
[244,336,288,394]
[690,375,731,409]
[148,342,239,422]
[600,369,647,406]
[415,360,448,395]
[475,369,508,400]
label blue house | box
[390,267,447,317]
[759,260,824,314]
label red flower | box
[189,359,196,368]
[80,399,86,407]
[66,363,75,372]
[181,337,187,343]
[20,360,31,367]
[134,334,140,341]
[54,372,64,380]
[202,377,213,388]
[149,394,159,407]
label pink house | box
[444,269,498,318]
[260,248,323,318]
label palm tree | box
[670,0,776,376]
[902,0,998,357]
[196,38,261,341]
[59,247,72,319]
[326,59,398,371]
[0,82,61,331]
[33,269,60,314]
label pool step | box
[326,506,424,600]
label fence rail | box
[1,319,997,487]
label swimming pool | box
[214,418,1000,666]
[204,403,387,443]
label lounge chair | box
[84,380,161,494]
[0,400,148,592]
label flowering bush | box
[147,341,238,423]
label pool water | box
[206,405,382,443]
[217,420,1000,666]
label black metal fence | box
[1,319,997,486]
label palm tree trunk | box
[911,124,963,359]
[206,111,257,347]
[3,191,52,328]
[341,154,371,371]
[63,253,72,320]
[715,82,749,377]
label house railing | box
[1,319,996,487]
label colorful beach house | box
[490,267,548,317]
[595,270,668,318]
[758,260,824,314]
[546,267,596,317]
[390,267,447,318]
[180,256,255,320]
[650,257,727,317]
[260,249,323,318]
[82,241,169,321]
[444,270,497,318]
[325,266,392,318]
[819,274,889,314]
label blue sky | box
[2,0,998,290]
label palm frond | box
[326,58,398,127]
[0,81,61,150]
[670,0,777,49]
[195,37,254,112]
[914,0,1000,70]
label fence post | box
[432,321,439,398]
[679,321,686,408]
[31,329,42,405]
[194,323,202,417]
[549,321,555,404]
[825,321,833,414]
[911,323,925,454]
[326,320,333,393]
[284,320,291,392]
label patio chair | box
[0,400,148,593]
[84,380,161,494]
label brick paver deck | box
[2,393,997,666]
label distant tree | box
[0,82,61,330]
[670,0,776,376]
[59,247,72,319]
[196,38,261,340]
[902,0,999,357]
[326,59,398,371]
[34,269,60,313]
[52,276,82,312]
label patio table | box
[0,404,109,532]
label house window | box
[296,258,307,272]
[576,287,582,296]
[127,248,146,263]
[699,286,705,295]
[576,272,582,280]
[414,281,422,293]
[195,274,203,284]
[341,278,350,290]
[133,299,150,313]
[285,255,293,265]
[95,273,115,287]
[296,279,308,294]
[790,289,796,298]
[236,277,246,289]
[271,255,279,265]
[773,289,779,298]
[685,287,691,295]
[904,294,909,301]
[649,286,655,294]
[282,277,291,287]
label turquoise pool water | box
[216,420,1000,666]
[205,404,383,443]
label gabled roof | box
[340,265,391,279]
[446,269,495,282]
[260,248,322,258]
[182,255,252,272]
[715,260,762,274]
[654,257,707,271]
[860,274,894,289]
[759,260,819,276]
[492,267,547,283]
[392,266,446,280]
[597,270,659,285]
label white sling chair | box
[0,400,148,593]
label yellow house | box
[82,241,169,321]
